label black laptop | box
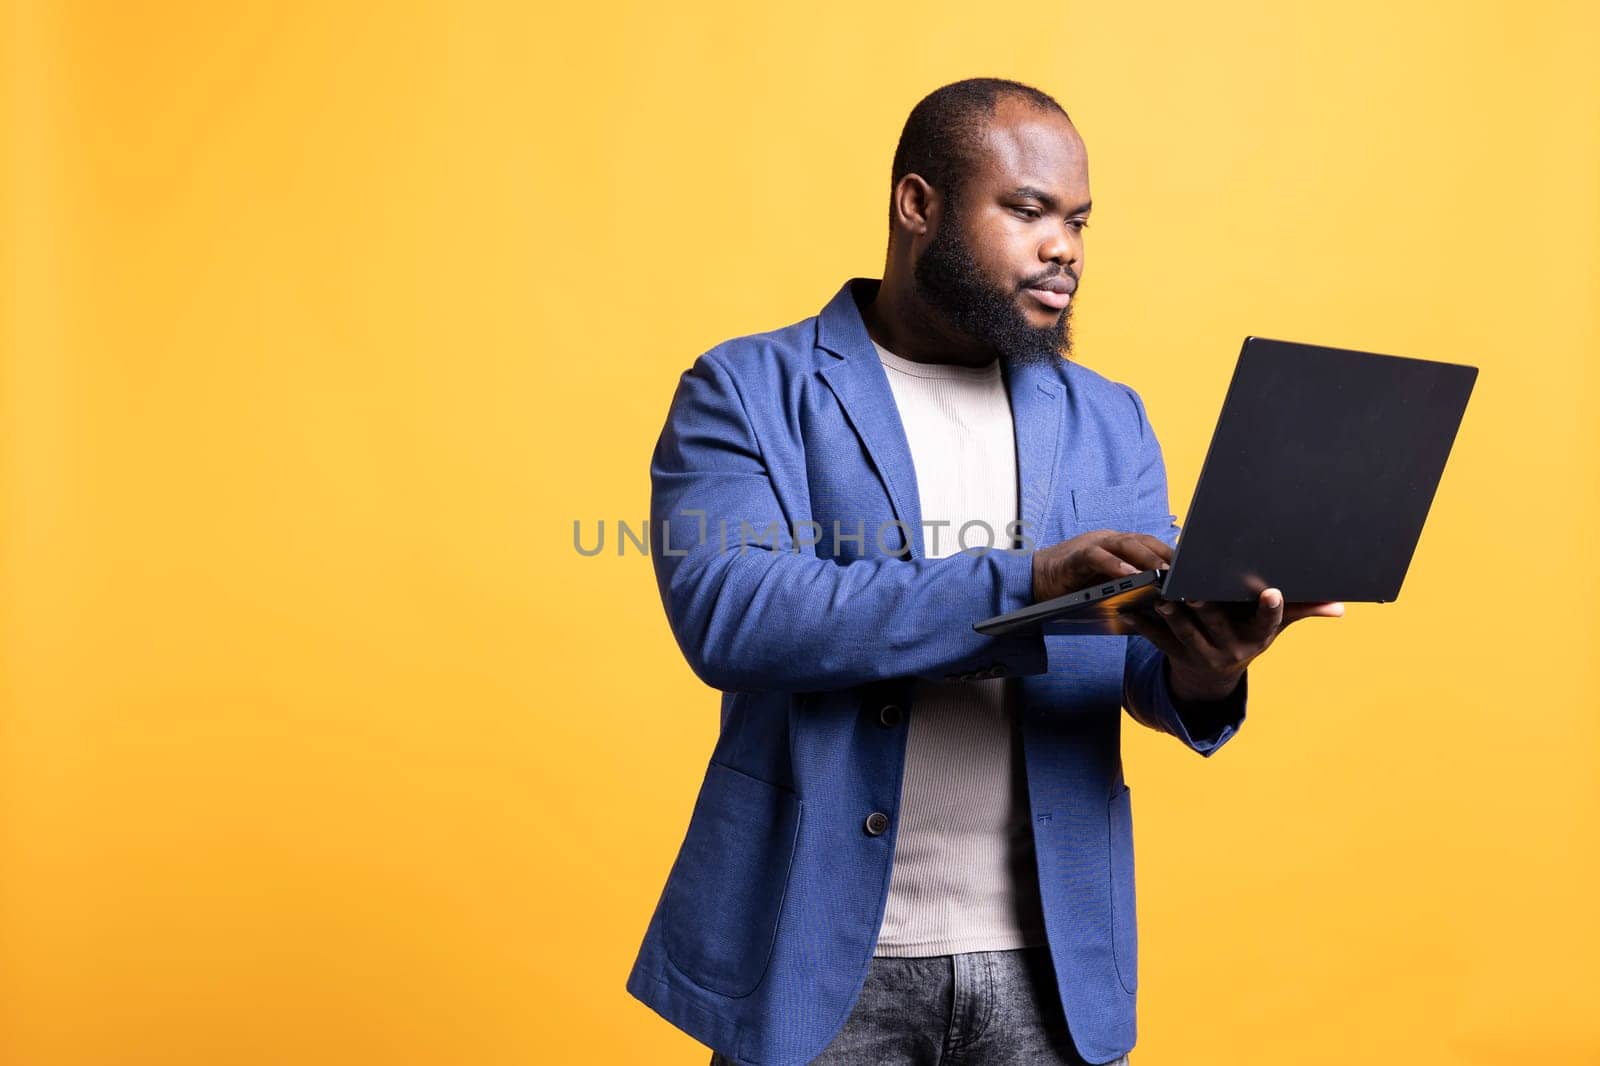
[973,337,1478,637]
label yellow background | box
[4,2,1597,1064]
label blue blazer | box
[627,277,1248,1066]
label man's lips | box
[1025,285,1073,310]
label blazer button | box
[987,664,1008,678]
[864,811,890,836]
[877,703,903,728]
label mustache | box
[1021,269,1079,290]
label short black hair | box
[887,77,1071,236]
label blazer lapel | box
[1004,356,1064,549]
[817,278,926,558]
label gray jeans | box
[709,945,1130,1066]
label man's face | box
[912,99,1091,367]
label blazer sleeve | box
[1117,384,1248,756]
[648,351,1050,694]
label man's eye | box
[1070,218,1091,232]
[1013,207,1042,220]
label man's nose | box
[1040,223,1079,268]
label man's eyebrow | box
[1008,186,1093,215]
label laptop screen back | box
[1163,337,1478,603]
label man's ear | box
[891,173,936,237]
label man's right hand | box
[1031,530,1174,603]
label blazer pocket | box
[1071,484,1171,540]
[664,761,803,997]
[1107,784,1139,995]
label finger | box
[1282,601,1346,626]
[1183,601,1243,647]
[1121,610,1190,662]
[1102,532,1172,572]
[1153,599,1223,657]
[1130,533,1174,565]
[1084,544,1142,578]
[1250,588,1285,641]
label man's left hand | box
[1121,588,1345,704]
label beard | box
[912,200,1075,368]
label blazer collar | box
[816,277,1064,560]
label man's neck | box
[861,276,999,370]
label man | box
[626,78,1341,1065]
